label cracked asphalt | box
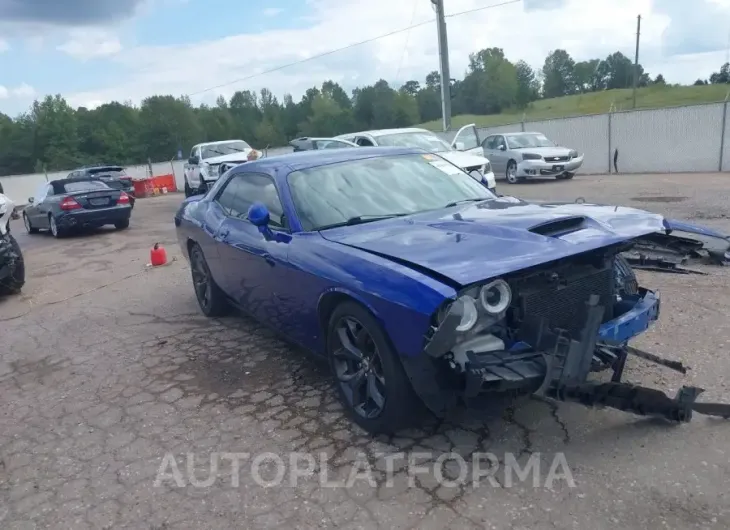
[1,172,730,529]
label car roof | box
[336,127,430,138]
[239,146,424,176]
[196,140,248,147]
[503,132,541,136]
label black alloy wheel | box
[189,244,229,317]
[332,315,387,419]
[327,301,423,434]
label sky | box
[0,0,729,116]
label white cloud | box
[0,39,8,52]
[0,83,36,100]
[263,8,283,17]
[63,0,730,110]
[57,28,122,60]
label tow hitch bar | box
[550,383,730,423]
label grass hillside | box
[418,84,730,130]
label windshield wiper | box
[318,213,410,230]
[444,198,489,208]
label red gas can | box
[150,243,167,266]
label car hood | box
[202,151,254,164]
[321,196,667,287]
[514,146,574,157]
[437,150,491,168]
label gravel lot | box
[2,172,730,529]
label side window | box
[482,136,495,149]
[216,174,287,229]
[356,137,374,147]
[496,136,507,149]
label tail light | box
[60,196,82,211]
[118,192,130,205]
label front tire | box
[327,301,423,434]
[505,160,523,184]
[556,172,575,180]
[0,234,25,295]
[189,243,230,317]
[184,179,194,198]
[23,213,38,234]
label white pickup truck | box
[183,140,262,197]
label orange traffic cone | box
[150,243,167,267]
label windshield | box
[288,153,495,231]
[375,132,453,153]
[506,133,555,149]
[201,141,251,159]
[63,181,111,193]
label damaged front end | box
[622,219,730,273]
[404,243,730,423]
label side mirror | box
[27,197,34,204]
[455,141,465,151]
[247,202,270,227]
[499,145,506,151]
[188,156,199,165]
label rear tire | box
[23,212,38,234]
[189,243,230,317]
[49,215,64,238]
[0,234,25,295]
[327,301,424,434]
[115,219,130,230]
[184,180,193,198]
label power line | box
[393,0,421,86]
[188,0,521,97]
[445,0,521,19]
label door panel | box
[451,124,483,156]
[216,218,290,329]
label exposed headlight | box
[452,295,479,332]
[482,162,491,173]
[479,279,512,315]
[522,153,542,161]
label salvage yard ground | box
[1,172,730,529]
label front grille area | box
[517,266,614,339]
[544,155,570,162]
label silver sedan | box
[482,132,584,184]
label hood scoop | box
[528,216,588,238]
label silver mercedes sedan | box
[482,131,584,184]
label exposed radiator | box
[517,267,614,339]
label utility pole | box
[431,0,452,131]
[632,14,641,109]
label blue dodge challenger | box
[175,147,729,433]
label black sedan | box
[23,177,132,237]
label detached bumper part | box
[426,290,730,423]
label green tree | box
[542,49,576,97]
[514,60,540,107]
